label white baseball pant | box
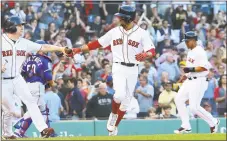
[20,82,47,121]
[112,63,138,111]
[175,77,217,129]
[2,75,48,136]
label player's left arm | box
[135,31,156,62]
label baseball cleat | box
[107,112,118,132]
[2,135,17,140]
[14,131,28,138]
[41,128,55,138]
[174,127,192,134]
[210,119,220,133]
[108,127,118,136]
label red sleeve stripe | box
[146,48,156,56]
[87,40,102,50]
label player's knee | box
[189,105,198,114]
[113,95,125,103]
[119,103,129,111]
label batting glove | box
[183,67,195,73]
[135,52,147,62]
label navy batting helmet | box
[35,40,46,44]
[3,16,26,33]
[182,31,198,42]
[115,5,136,23]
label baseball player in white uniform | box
[1,16,72,139]
[72,5,155,136]
[174,31,220,134]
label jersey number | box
[27,64,36,74]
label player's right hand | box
[1,65,6,73]
[63,47,74,57]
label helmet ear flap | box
[3,19,17,33]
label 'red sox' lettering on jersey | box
[113,38,140,48]
[2,50,26,57]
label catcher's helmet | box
[182,31,198,42]
[3,16,26,33]
[115,5,136,23]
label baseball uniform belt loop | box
[115,62,139,67]
[188,77,209,81]
[2,77,15,80]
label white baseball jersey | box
[186,45,210,77]
[2,34,42,78]
[98,25,155,64]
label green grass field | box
[17,134,226,140]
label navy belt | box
[115,62,139,67]
[188,77,209,81]
[3,77,15,80]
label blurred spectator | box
[187,5,196,18]
[150,4,162,32]
[145,107,159,119]
[50,10,63,29]
[89,16,102,37]
[58,28,73,48]
[94,58,109,82]
[171,5,188,43]
[135,76,154,118]
[155,47,179,67]
[205,41,214,60]
[212,29,226,50]
[86,83,113,119]
[156,20,176,55]
[45,22,59,42]
[139,59,158,86]
[67,20,84,45]
[37,2,52,30]
[124,96,140,119]
[122,0,136,8]
[64,77,85,119]
[207,27,217,42]
[161,105,177,119]
[24,31,33,40]
[102,1,120,24]
[164,7,173,28]
[106,76,115,95]
[158,81,177,115]
[214,74,227,116]
[195,15,210,46]
[100,63,111,82]
[157,54,181,82]
[10,2,26,21]
[25,3,37,23]
[202,69,217,116]
[203,102,216,117]
[44,86,63,122]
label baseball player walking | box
[174,31,219,134]
[1,16,72,139]
[13,40,56,138]
[73,5,155,136]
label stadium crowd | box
[1,1,226,122]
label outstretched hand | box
[62,47,74,57]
